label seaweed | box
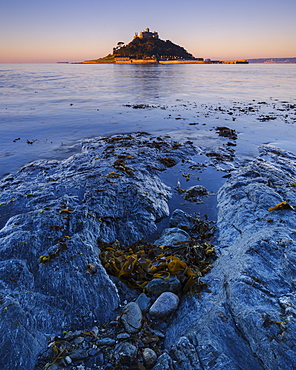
[268,202,295,212]
[107,172,121,178]
[99,228,216,295]
[157,157,177,167]
[216,126,237,140]
[39,237,69,264]
[113,159,134,176]
[205,152,224,160]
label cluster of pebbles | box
[36,277,182,370]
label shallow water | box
[0,63,296,222]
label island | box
[82,28,249,64]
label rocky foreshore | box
[1,132,296,369]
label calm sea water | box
[0,63,296,180]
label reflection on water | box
[0,63,296,179]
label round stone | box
[145,277,182,297]
[121,302,142,333]
[149,292,179,319]
[143,347,157,367]
[114,342,138,364]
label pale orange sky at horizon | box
[0,0,295,63]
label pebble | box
[91,326,99,335]
[64,356,72,365]
[88,348,99,356]
[74,336,85,344]
[116,332,131,340]
[96,338,116,346]
[149,292,179,319]
[145,277,182,297]
[63,331,74,340]
[69,349,88,360]
[114,342,138,364]
[121,301,142,333]
[151,329,165,338]
[136,292,151,311]
[109,320,119,326]
[143,347,158,368]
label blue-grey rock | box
[121,301,142,333]
[96,338,116,346]
[69,349,88,360]
[136,292,151,312]
[154,227,190,247]
[114,342,138,364]
[88,348,99,356]
[169,209,195,229]
[149,292,179,319]
[151,352,173,370]
[64,356,72,365]
[0,134,194,369]
[145,277,182,297]
[154,145,296,369]
[143,347,158,368]
[74,336,85,345]
[184,185,208,202]
[169,337,202,370]
[116,332,131,340]
[84,351,105,367]
[151,329,165,338]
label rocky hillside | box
[113,37,195,60]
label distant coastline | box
[248,57,296,63]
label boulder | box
[184,185,208,202]
[169,209,195,229]
[0,134,195,369]
[154,227,190,247]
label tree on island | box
[113,36,194,60]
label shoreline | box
[81,59,249,65]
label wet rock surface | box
[0,133,197,369]
[184,184,209,202]
[2,131,296,369]
[153,227,191,247]
[169,209,196,229]
[156,145,296,369]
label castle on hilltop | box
[134,28,159,39]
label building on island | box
[114,56,158,64]
[134,28,159,39]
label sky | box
[0,0,296,63]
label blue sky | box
[0,0,295,62]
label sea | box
[0,63,296,221]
